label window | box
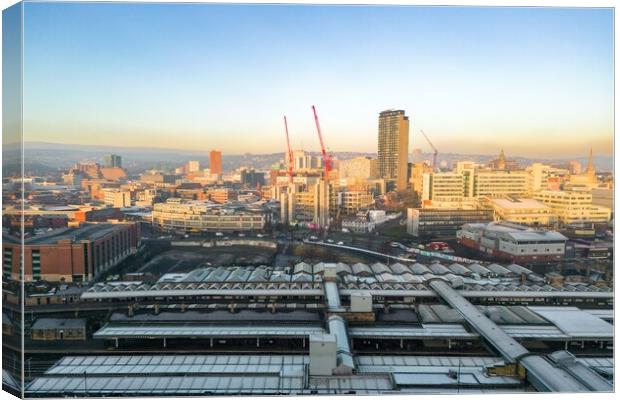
[32,250,41,280]
[3,248,12,278]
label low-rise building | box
[533,190,612,224]
[152,198,266,232]
[31,318,86,341]
[457,222,567,263]
[485,197,555,226]
[341,218,376,233]
[406,208,494,238]
[103,189,132,208]
[2,222,139,282]
[207,188,238,204]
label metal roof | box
[31,318,86,330]
[349,324,476,340]
[94,324,325,339]
[528,307,614,338]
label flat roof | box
[528,307,614,338]
[25,223,132,245]
[349,324,476,340]
[491,198,549,210]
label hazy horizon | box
[21,3,613,157]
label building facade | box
[210,150,223,176]
[533,190,612,224]
[406,208,494,237]
[377,110,409,191]
[104,154,122,168]
[339,157,378,182]
[486,197,555,226]
[2,222,140,282]
[457,222,568,263]
[152,198,266,232]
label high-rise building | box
[104,154,122,168]
[210,150,222,176]
[186,160,201,173]
[377,110,409,191]
[339,157,377,181]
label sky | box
[21,3,613,158]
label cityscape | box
[2,2,615,398]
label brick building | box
[3,222,139,283]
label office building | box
[485,197,555,226]
[409,162,432,195]
[472,170,530,197]
[152,198,266,232]
[337,191,374,215]
[187,160,201,173]
[339,157,377,182]
[406,207,494,237]
[104,154,122,168]
[240,168,266,188]
[421,172,465,203]
[534,190,612,224]
[103,188,132,208]
[378,110,409,191]
[207,188,238,204]
[2,222,139,282]
[280,180,335,228]
[591,188,613,209]
[292,150,322,171]
[210,150,223,176]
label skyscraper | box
[210,150,222,176]
[104,154,122,168]
[378,110,409,190]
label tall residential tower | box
[210,150,223,176]
[378,110,410,190]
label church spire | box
[497,148,506,169]
[586,147,595,175]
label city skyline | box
[21,3,613,158]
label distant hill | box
[10,142,614,175]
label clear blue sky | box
[22,3,613,157]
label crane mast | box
[283,116,294,183]
[420,129,438,169]
[311,105,333,179]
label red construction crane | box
[420,129,438,169]
[283,116,294,183]
[311,105,333,179]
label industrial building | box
[457,222,568,263]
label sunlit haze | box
[23,3,613,158]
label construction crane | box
[311,105,333,179]
[283,116,294,183]
[420,129,438,169]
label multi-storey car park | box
[11,257,613,396]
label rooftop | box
[491,198,550,210]
[21,223,134,245]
